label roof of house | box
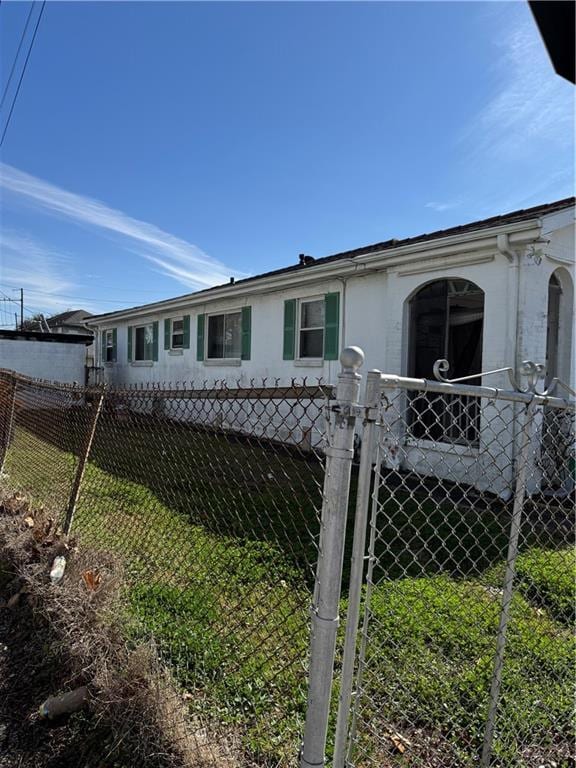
[89,196,575,322]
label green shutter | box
[164,319,171,350]
[324,292,340,361]
[127,326,133,362]
[241,306,252,360]
[183,314,190,349]
[112,328,117,362]
[101,330,106,363]
[197,314,205,361]
[283,299,296,360]
[152,321,159,361]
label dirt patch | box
[0,494,237,768]
[0,567,121,768]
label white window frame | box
[206,309,242,362]
[134,323,154,362]
[104,329,114,363]
[170,317,184,350]
[297,296,325,361]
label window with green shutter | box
[127,326,133,362]
[182,315,190,349]
[197,314,205,361]
[152,321,159,361]
[164,319,171,350]
[164,316,190,351]
[241,306,252,360]
[323,292,340,360]
[283,299,296,360]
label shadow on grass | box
[12,406,573,593]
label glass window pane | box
[172,319,184,349]
[143,325,154,359]
[135,327,145,360]
[224,312,241,358]
[300,328,323,358]
[207,314,224,359]
[301,300,324,329]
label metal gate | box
[301,350,575,768]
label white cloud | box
[425,200,461,213]
[0,163,244,291]
[0,230,86,315]
[463,10,574,160]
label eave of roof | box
[87,196,575,325]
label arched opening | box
[545,273,561,386]
[542,269,574,493]
[408,278,485,444]
[545,268,573,386]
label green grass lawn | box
[1,414,574,767]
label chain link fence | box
[0,357,574,768]
[0,368,332,766]
[334,369,575,768]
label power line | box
[0,2,36,113]
[0,284,166,304]
[0,0,46,147]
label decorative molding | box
[397,254,494,278]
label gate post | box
[333,369,381,767]
[300,347,364,768]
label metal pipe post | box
[332,369,381,767]
[300,347,364,768]
[480,397,537,766]
[63,389,105,535]
[0,375,17,474]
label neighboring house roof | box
[47,309,93,328]
[88,197,575,324]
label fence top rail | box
[375,371,576,411]
[0,367,334,401]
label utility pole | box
[14,313,18,330]
[20,288,23,329]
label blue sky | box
[0,1,573,323]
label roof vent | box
[229,277,235,284]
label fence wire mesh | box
[0,369,332,766]
[1,363,574,768]
[342,381,575,768]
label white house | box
[86,198,575,493]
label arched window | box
[408,278,484,444]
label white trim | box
[203,358,242,367]
[405,437,479,457]
[294,359,323,367]
[131,361,154,367]
[297,296,325,361]
[169,316,184,351]
[397,254,495,277]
